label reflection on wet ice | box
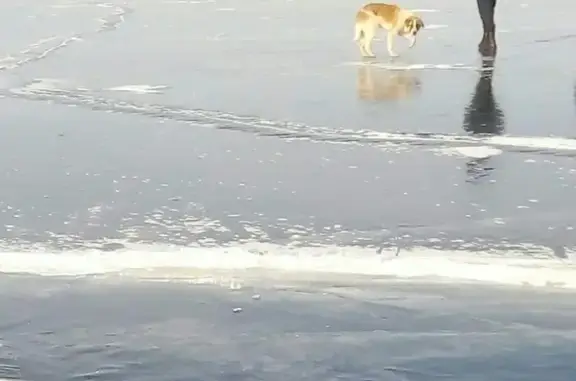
[356,62,422,102]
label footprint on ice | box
[433,146,503,159]
[106,84,170,94]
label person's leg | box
[477,0,497,56]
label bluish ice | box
[0,0,576,379]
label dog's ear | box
[418,19,425,29]
[404,17,414,29]
[414,18,424,30]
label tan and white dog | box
[354,3,425,58]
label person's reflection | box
[463,59,504,135]
[462,57,505,182]
[357,64,421,101]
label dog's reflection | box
[357,64,421,101]
[462,58,505,182]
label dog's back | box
[355,3,401,27]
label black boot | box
[476,0,497,56]
[478,27,497,57]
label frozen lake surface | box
[2,273,576,381]
[0,0,576,379]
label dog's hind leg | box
[354,24,370,57]
[361,25,377,57]
[354,23,364,42]
[359,42,372,58]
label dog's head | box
[404,16,424,36]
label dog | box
[354,3,425,58]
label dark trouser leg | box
[477,0,497,56]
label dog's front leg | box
[386,32,398,57]
[408,35,416,48]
